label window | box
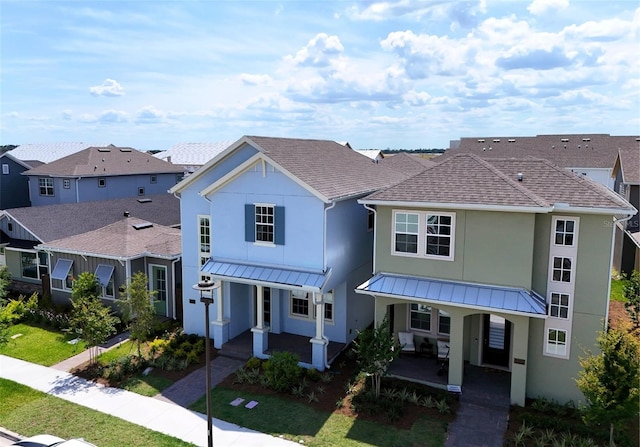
[410,303,431,331]
[2,164,8,175]
[438,309,450,335]
[150,175,157,184]
[324,292,333,322]
[554,219,576,246]
[20,252,38,278]
[51,258,73,290]
[198,215,211,281]
[245,204,285,245]
[552,257,572,282]
[38,251,48,276]
[256,205,274,243]
[549,292,570,319]
[546,328,567,356]
[63,179,71,189]
[395,212,419,254]
[138,187,145,196]
[95,264,115,299]
[65,272,74,290]
[393,210,455,260]
[263,287,271,325]
[98,178,106,188]
[7,223,12,232]
[367,209,375,232]
[39,178,54,196]
[291,290,310,317]
[426,214,452,257]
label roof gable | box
[24,145,183,177]
[10,142,106,164]
[613,148,640,185]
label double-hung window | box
[546,328,567,356]
[438,310,451,335]
[245,204,285,245]
[393,210,455,260]
[410,303,431,331]
[198,215,211,281]
[395,212,419,254]
[290,290,310,318]
[426,214,452,257]
[39,178,54,196]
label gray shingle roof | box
[442,134,640,169]
[363,154,633,212]
[3,194,180,242]
[378,152,436,176]
[244,136,407,201]
[38,217,181,259]
[616,147,640,185]
[24,145,183,177]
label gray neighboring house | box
[0,152,38,209]
[612,147,640,275]
[36,217,182,319]
[0,194,180,302]
[24,145,184,206]
[444,134,640,190]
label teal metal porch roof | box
[356,273,547,317]
[201,259,331,291]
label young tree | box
[69,272,119,364]
[352,315,401,398]
[575,326,640,446]
[118,272,156,358]
[623,270,640,327]
[0,265,12,304]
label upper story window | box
[39,178,54,196]
[245,204,285,245]
[199,216,211,253]
[393,210,455,261]
[98,178,106,188]
[138,187,145,196]
[2,164,9,175]
[63,179,71,189]
[554,219,576,246]
[549,292,570,319]
[150,175,157,184]
[552,257,572,283]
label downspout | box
[171,256,180,320]
[605,213,635,330]
[323,202,336,272]
[75,177,82,203]
[363,204,377,274]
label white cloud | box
[527,0,569,16]
[62,109,72,120]
[135,106,164,123]
[97,109,128,123]
[240,73,273,86]
[287,33,344,67]
[89,79,125,97]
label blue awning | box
[51,259,73,280]
[201,259,331,291]
[356,273,547,317]
[94,264,115,287]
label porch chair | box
[398,331,416,356]
[436,340,450,376]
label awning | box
[356,273,547,317]
[201,259,331,291]
[51,259,73,280]
[94,264,115,287]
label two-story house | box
[23,145,184,206]
[612,148,640,275]
[356,154,636,406]
[170,136,405,370]
[0,152,37,209]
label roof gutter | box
[35,244,181,262]
[358,199,553,214]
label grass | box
[0,323,87,366]
[190,386,447,447]
[120,373,174,396]
[610,278,628,302]
[0,378,196,447]
[97,340,136,362]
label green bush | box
[245,356,262,370]
[306,367,321,382]
[263,351,302,393]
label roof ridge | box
[462,154,551,207]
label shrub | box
[306,368,321,382]
[245,356,262,370]
[263,351,302,393]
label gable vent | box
[133,222,153,230]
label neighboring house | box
[9,142,106,164]
[170,135,405,370]
[36,217,182,319]
[378,151,436,176]
[23,145,184,206]
[612,148,640,275]
[356,149,384,162]
[0,152,35,209]
[356,154,636,406]
[0,194,180,299]
[444,134,640,190]
[154,141,234,175]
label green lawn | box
[0,323,87,366]
[610,278,628,302]
[0,378,196,447]
[191,387,447,447]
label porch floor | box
[218,330,347,366]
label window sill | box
[253,241,276,248]
[392,251,454,262]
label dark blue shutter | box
[275,206,285,245]
[245,204,255,242]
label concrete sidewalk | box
[51,332,131,372]
[0,355,298,447]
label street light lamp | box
[193,279,220,447]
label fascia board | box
[357,199,552,214]
[1,152,33,170]
[200,153,330,203]
[35,245,181,262]
[353,288,548,319]
[551,205,637,216]
[169,136,246,194]
[3,212,43,243]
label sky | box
[1,0,639,151]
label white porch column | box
[310,292,328,371]
[251,285,269,358]
[510,315,529,407]
[212,280,229,349]
[447,311,465,389]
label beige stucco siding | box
[375,207,535,289]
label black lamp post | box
[192,279,220,447]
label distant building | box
[0,152,34,209]
[155,141,234,175]
[9,142,105,164]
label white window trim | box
[408,302,432,332]
[39,178,54,196]
[19,250,39,280]
[550,255,574,284]
[289,290,311,320]
[198,215,212,281]
[545,328,569,358]
[392,209,455,261]
[2,164,9,175]
[149,264,168,313]
[437,309,451,336]
[548,292,571,320]
[551,217,579,248]
[254,203,275,246]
